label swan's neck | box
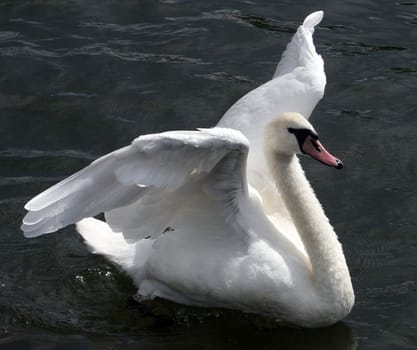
[268,153,354,307]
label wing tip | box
[21,224,44,238]
[302,11,324,29]
[24,193,52,211]
[24,198,36,211]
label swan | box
[21,11,354,327]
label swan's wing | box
[217,10,325,133]
[273,11,324,78]
[216,11,325,197]
[104,128,249,243]
[22,128,249,240]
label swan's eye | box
[310,132,319,140]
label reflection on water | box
[1,0,417,349]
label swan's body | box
[21,11,354,327]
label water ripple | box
[195,71,255,84]
[167,9,298,33]
[351,237,393,276]
[399,13,417,25]
[79,20,207,39]
[0,176,61,185]
[0,94,35,108]
[358,280,417,300]
[0,46,59,58]
[168,10,351,34]
[0,148,97,160]
[0,31,19,41]
[391,66,417,74]
[385,186,417,194]
[327,109,379,122]
[347,43,407,52]
[321,41,407,57]
[9,18,42,25]
[168,9,245,24]
[0,44,208,64]
[55,92,96,98]
[397,1,417,6]
[79,21,164,33]
[320,24,352,32]
[234,14,296,33]
[94,47,208,64]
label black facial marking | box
[288,128,319,153]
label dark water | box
[1,0,416,348]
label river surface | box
[1,0,417,349]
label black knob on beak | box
[335,159,343,170]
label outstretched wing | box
[22,128,249,239]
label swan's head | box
[265,112,343,169]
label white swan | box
[21,11,354,327]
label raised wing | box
[273,11,324,78]
[216,11,326,200]
[22,128,249,239]
[217,10,325,136]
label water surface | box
[1,0,417,349]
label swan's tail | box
[273,11,323,78]
[76,218,135,269]
[76,217,154,283]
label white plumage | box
[21,11,354,327]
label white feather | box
[22,128,249,241]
